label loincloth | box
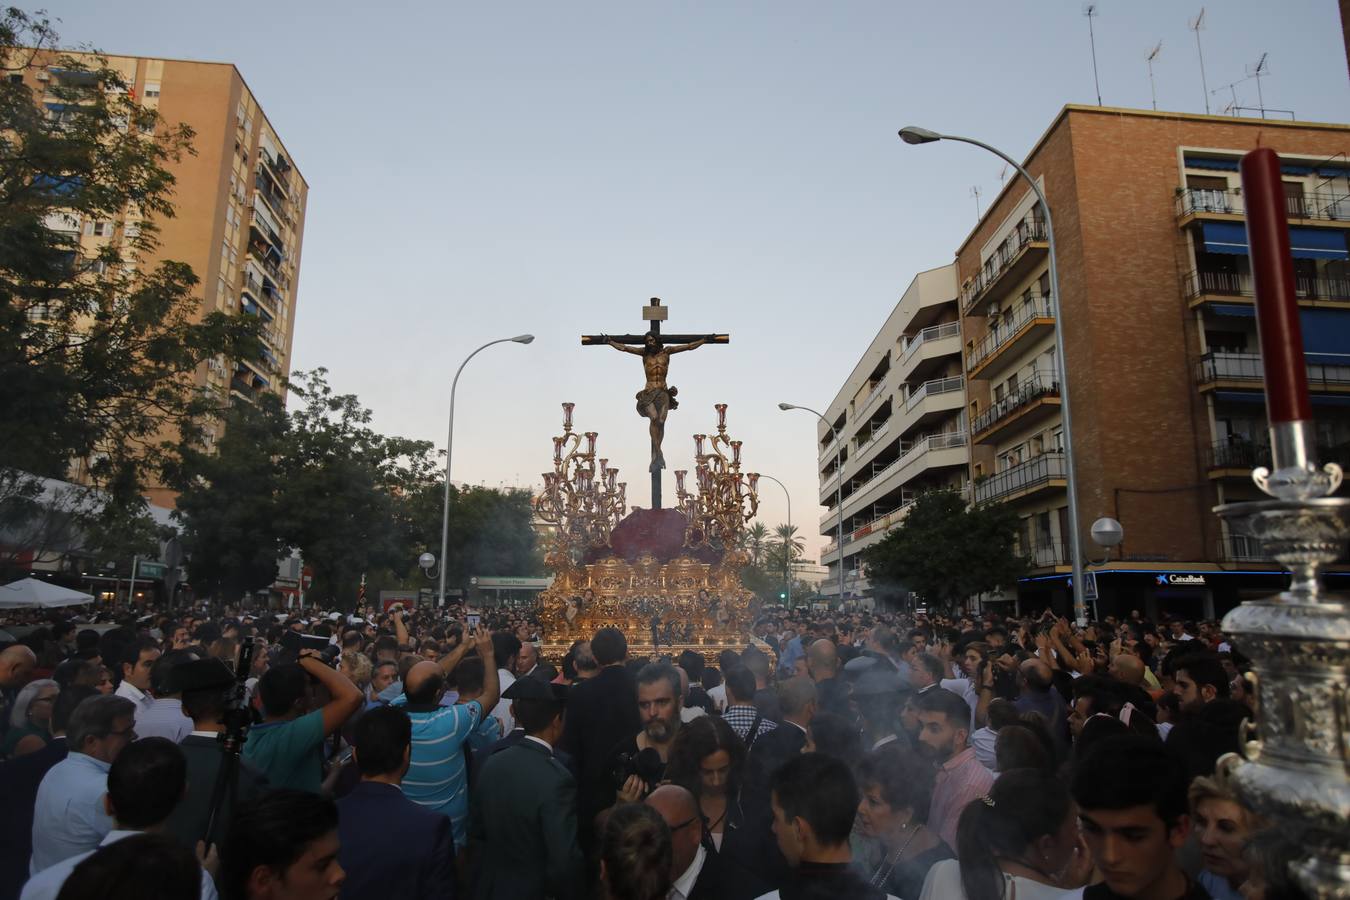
[635,385,678,415]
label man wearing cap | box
[470,675,584,900]
[163,658,269,851]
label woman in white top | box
[919,768,1091,900]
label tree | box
[275,369,434,607]
[167,393,291,602]
[0,11,260,546]
[773,523,804,563]
[862,489,1028,612]
[744,522,769,567]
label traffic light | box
[779,591,787,600]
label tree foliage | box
[862,490,1028,612]
[0,10,259,558]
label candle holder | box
[1216,471,1350,896]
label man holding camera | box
[613,662,684,804]
[243,648,364,793]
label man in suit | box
[470,676,583,899]
[646,785,767,900]
[513,642,558,684]
[336,706,456,899]
[558,627,640,850]
[0,687,90,900]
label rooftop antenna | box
[970,185,983,220]
[1246,52,1269,116]
[1190,8,1211,114]
[1212,79,1243,116]
[1146,41,1163,111]
[998,163,1009,185]
[1084,4,1103,106]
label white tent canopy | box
[0,577,94,608]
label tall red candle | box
[1239,147,1312,424]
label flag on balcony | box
[357,573,366,607]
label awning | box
[1201,222,1248,254]
[1200,222,1349,260]
[1184,155,1346,178]
[1186,156,1240,171]
[1210,304,1255,317]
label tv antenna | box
[970,185,983,220]
[1189,8,1210,114]
[1246,53,1269,115]
[1146,41,1163,111]
[1211,78,1244,116]
[998,163,1009,185]
[1084,4,1103,106]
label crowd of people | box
[0,598,1310,900]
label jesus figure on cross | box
[599,331,710,472]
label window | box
[1038,271,1051,297]
[88,221,111,237]
[1283,181,1307,218]
[1007,372,1020,394]
[993,384,1005,403]
[8,74,23,84]
[144,82,160,98]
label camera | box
[280,630,340,663]
[611,747,664,794]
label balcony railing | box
[853,420,891,456]
[1208,439,1271,470]
[898,431,968,468]
[966,294,1055,371]
[855,378,889,420]
[960,214,1049,312]
[901,321,961,363]
[971,373,1060,436]
[1218,534,1269,562]
[1026,541,1070,568]
[974,451,1066,504]
[1176,187,1350,222]
[905,375,965,411]
[1184,269,1350,302]
[1196,352,1350,389]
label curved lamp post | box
[780,402,845,607]
[758,472,793,608]
[438,335,535,605]
[898,126,1087,623]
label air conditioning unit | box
[35,70,49,81]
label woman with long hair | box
[664,714,746,851]
[919,768,1089,900]
[853,743,953,899]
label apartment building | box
[22,54,308,505]
[817,264,970,603]
[955,105,1348,620]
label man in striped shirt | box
[392,629,499,850]
[720,666,775,746]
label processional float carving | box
[536,300,764,662]
[1212,149,1350,898]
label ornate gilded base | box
[1217,498,1350,899]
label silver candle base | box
[1216,496,1350,899]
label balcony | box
[971,373,1061,442]
[1183,269,1350,306]
[1207,439,1271,474]
[853,420,891,457]
[1195,352,1350,392]
[966,294,1055,378]
[1217,534,1269,562]
[1176,187,1350,224]
[854,378,890,421]
[905,375,964,411]
[1026,541,1070,569]
[974,452,1066,505]
[899,321,962,381]
[960,215,1049,313]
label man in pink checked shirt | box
[915,687,994,853]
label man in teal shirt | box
[243,649,363,792]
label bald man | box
[646,785,766,900]
[393,629,498,849]
[2,645,38,741]
[1108,652,1145,686]
[1015,657,1068,750]
[805,639,849,719]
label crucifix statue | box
[582,298,728,508]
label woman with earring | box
[853,744,953,899]
[920,768,1090,899]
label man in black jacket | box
[337,706,456,899]
[558,627,640,852]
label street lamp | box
[779,402,845,607]
[438,334,534,606]
[898,125,1087,623]
[758,473,793,609]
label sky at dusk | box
[52,0,1350,559]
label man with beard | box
[612,663,683,803]
[914,687,992,853]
